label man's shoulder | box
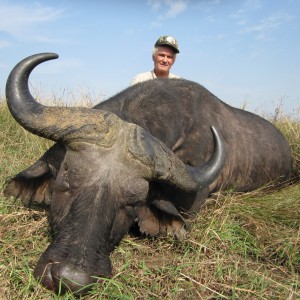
[169,73,180,79]
[130,71,154,85]
[134,71,153,77]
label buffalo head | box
[5,53,225,295]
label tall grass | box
[0,95,299,299]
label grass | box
[0,97,299,300]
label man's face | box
[153,46,176,75]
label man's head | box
[152,36,179,77]
[154,36,180,53]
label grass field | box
[0,98,299,300]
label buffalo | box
[4,53,292,295]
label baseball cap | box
[154,36,180,53]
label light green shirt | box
[130,70,180,86]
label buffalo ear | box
[4,169,53,207]
[151,200,185,222]
[4,143,65,207]
[136,201,187,240]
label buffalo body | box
[4,53,292,295]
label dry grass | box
[0,98,299,300]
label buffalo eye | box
[121,178,149,206]
[48,163,57,177]
[55,163,70,192]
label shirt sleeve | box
[130,76,139,86]
[130,72,153,86]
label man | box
[130,36,180,85]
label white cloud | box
[230,1,295,42]
[164,0,188,18]
[191,0,220,13]
[32,35,65,44]
[239,11,294,38]
[147,0,162,11]
[0,3,64,38]
[244,0,263,10]
[0,40,11,49]
[34,57,84,75]
[148,0,188,26]
[205,15,216,23]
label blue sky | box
[0,0,299,117]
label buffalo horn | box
[6,53,121,143]
[129,124,225,191]
[155,126,225,191]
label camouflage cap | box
[154,36,180,53]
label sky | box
[0,0,299,118]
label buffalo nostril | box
[34,253,112,295]
[50,264,96,295]
[35,262,96,295]
[34,262,57,292]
